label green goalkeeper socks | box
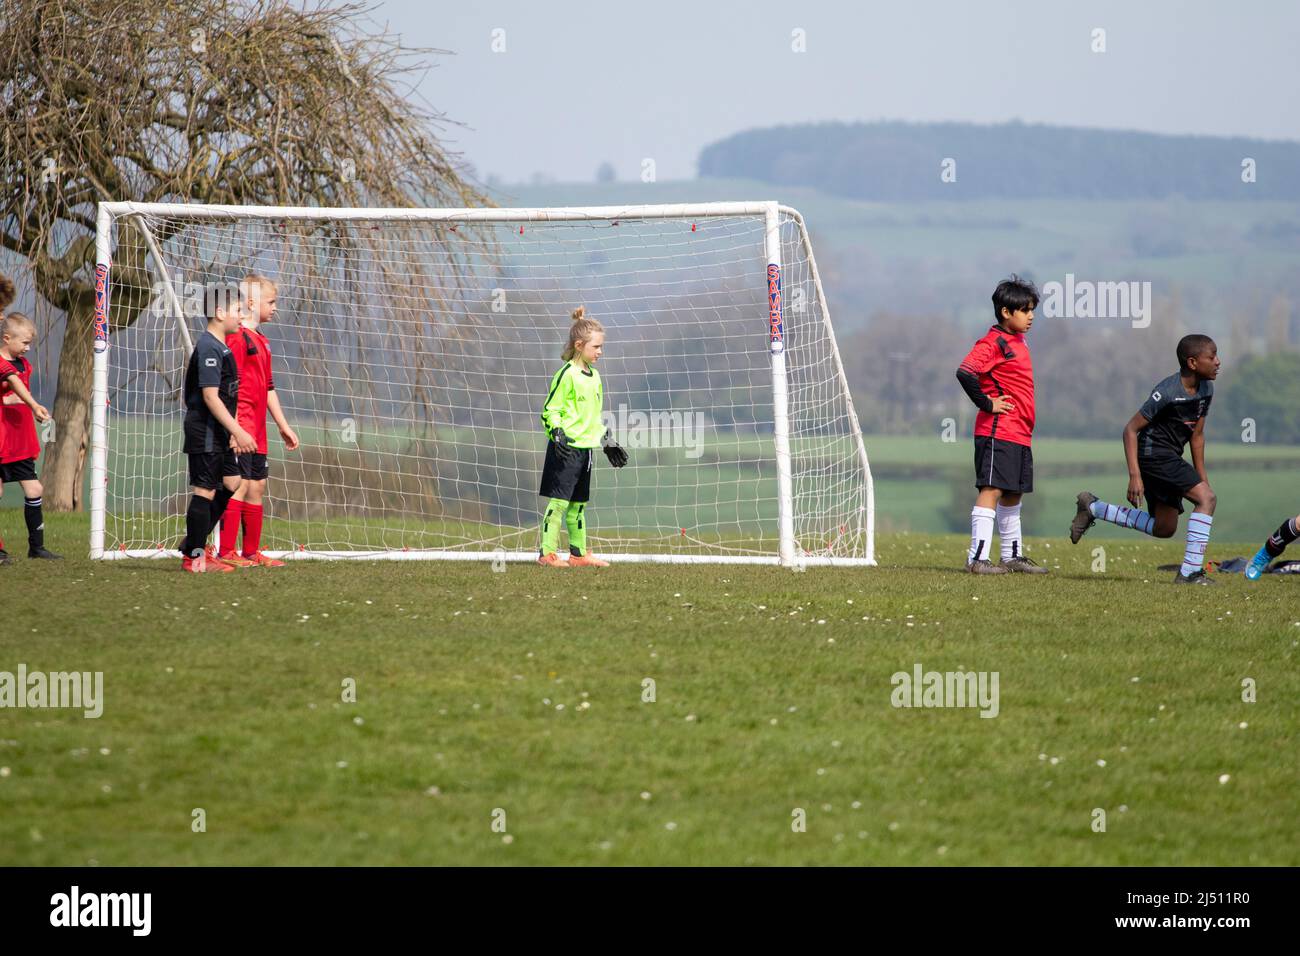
[565,502,587,557]
[541,498,569,555]
[540,499,589,556]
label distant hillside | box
[698,121,1300,201]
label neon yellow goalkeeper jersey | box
[540,362,604,448]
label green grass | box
[1,513,1296,866]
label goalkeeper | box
[537,306,627,567]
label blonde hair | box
[1,311,34,338]
[239,273,276,306]
[562,306,604,362]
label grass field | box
[1,512,1297,866]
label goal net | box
[91,201,874,565]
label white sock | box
[1180,513,1213,577]
[996,502,1023,562]
[968,506,996,565]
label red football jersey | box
[957,325,1035,447]
[0,356,40,463]
[226,327,276,454]
[0,360,8,455]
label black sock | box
[181,495,212,559]
[1265,517,1300,558]
[208,487,235,540]
[24,497,44,551]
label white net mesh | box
[97,206,873,563]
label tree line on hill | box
[699,121,1300,201]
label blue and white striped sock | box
[1088,498,1155,535]
[1180,513,1214,577]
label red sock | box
[219,499,243,555]
[242,502,264,557]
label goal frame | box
[91,200,876,566]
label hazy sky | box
[376,0,1299,183]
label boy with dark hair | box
[1070,334,1220,585]
[179,285,257,573]
[954,275,1048,574]
[0,312,59,562]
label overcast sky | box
[376,0,1299,183]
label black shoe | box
[1001,555,1050,574]
[0,549,11,566]
[967,558,1008,575]
[1174,568,1214,585]
[1070,491,1098,544]
[28,547,62,560]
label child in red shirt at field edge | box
[954,275,1048,575]
[0,311,60,563]
[218,274,299,567]
[0,274,12,561]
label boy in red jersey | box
[954,276,1047,574]
[0,312,60,562]
[218,275,299,567]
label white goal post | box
[91,200,875,566]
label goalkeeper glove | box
[551,427,571,449]
[601,429,629,468]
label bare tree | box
[0,0,490,509]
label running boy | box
[537,306,628,567]
[954,275,1048,574]
[218,274,299,567]
[179,286,257,572]
[0,312,59,561]
[1070,334,1220,585]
